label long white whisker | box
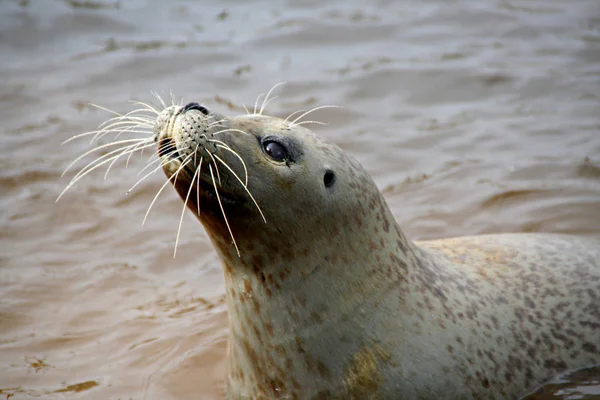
[243,104,251,115]
[174,160,202,258]
[57,141,149,202]
[69,141,149,184]
[128,145,191,194]
[253,93,264,115]
[151,91,167,109]
[196,158,203,217]
[207,118,228,128]
[91,104,155,126]
[129,100,161,115]
[282,109,306,125]
[125,140,154,168]
[143,150,195,225]
[106,141,155,179]
[96,118,152,133]
[259,81,286,115]
[138,145,179,175]
[63,123,152,144]
[259,95,278,115]
[289,105,340,127]
[146,135,195,162]
[214,154,266,223]
[210,128,250,136]
[62,138,149,177]
[290,120,328,127]
[209,164,240,257]
[172,150,197,188]
[207,151,222,186]
[92,123,152,144]
[102,125,152,143]
[97,113,154,129]
[143,167,176,225]
[72,141,149,180]
[214,143,249,186]
[71,140,147,182]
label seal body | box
[153,103,600,399]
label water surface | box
[1,0,599,398]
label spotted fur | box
[155,105,600,400]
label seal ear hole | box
[324,170,335,188]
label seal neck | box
[211,211,422,395]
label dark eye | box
[264,141,288,162]
[324,169,335,188]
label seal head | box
[154,102,600,399]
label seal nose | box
[181,102,210,115]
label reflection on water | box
[1,0,599,399]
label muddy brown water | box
[1,0,599,399]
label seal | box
[76,98,599,399]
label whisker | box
[114,106,158,120]
[136,136,194,176]
[259,81,286,115]
[62,138,150,177]
[214,154,266,223]
[57,140,151,201]
[128,145,191,194]
[151,91,167,109]
[138,144,179,175]
[96,113,153,129]
[196,158,203,217]
[125,140,154,168]
[290,120,328,127]
[253,93,264,115]
[129,100,161,115]
[282,109,306,125]
[92,122,153,144]
[259,95,278,115]
[206,151,222,186]
[213,143,249,186]
[71,140,150,181]
[243,104,251,115]
[288,105,340,128]
[97,113,153,129]
[91,104,155,126]
[210,128,250,136]
[101,124,152,143]
[143,150,195,226]
[172,150,196,189]
[106,141,155,179]
[174,159,202,258]
[70,141,149,183]
[142,165,177,226]
[209,164,240,257]
[63,121,152,144]
[207,118,228,128]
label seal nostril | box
[181,102,210,115]
[324,169,335,188]
[158,137,178,159]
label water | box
[1,0,599,398]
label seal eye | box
[264,141,287,162]
[324,169,335,188]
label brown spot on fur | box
[582,342,597,354]
[317,361,330,379]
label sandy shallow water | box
[1,0,599,399]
